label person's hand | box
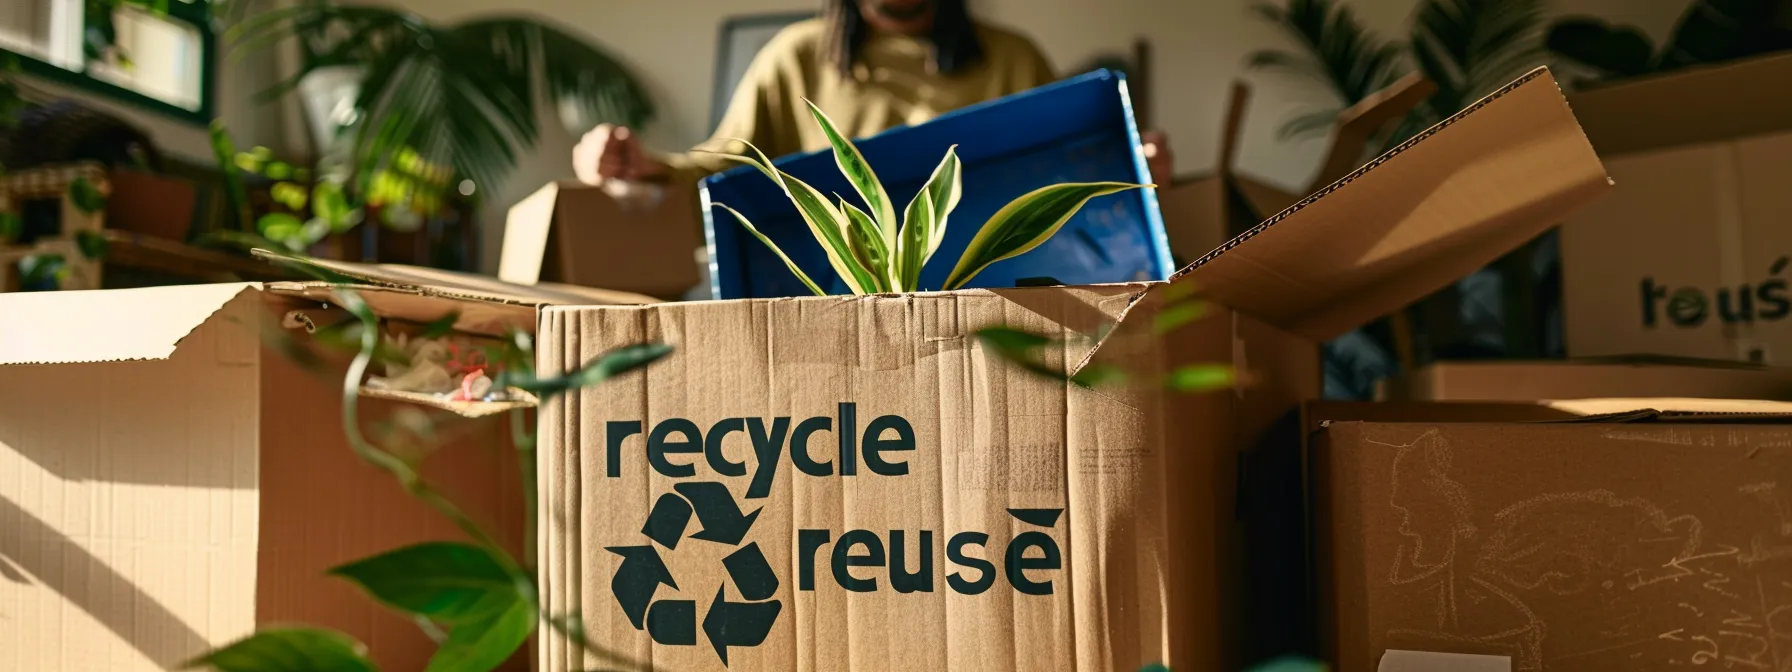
[1140,130,1174,186]
[573,124,668,186]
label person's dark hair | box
[822,0,984,77]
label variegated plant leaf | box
[895,146,962,291]
[943,182,1148,291]
[712,140,880,294]
[714,202,826,296]
[805,100,897,249]
[896,192,934,292]
[839,198,890,293]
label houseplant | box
[712,100,1148,295]
[1249,0,1554,396]
[227,2,654,198]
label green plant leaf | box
[0,212,21,242]
[68,176,107,214]
[1154,301,1208,334]
[713,140,880,294]
[713,203,825,296]
[75,230,109,260]
[895,146,962,291]
[257,213,306,250]
[270,182,309,211]
[313,181,363,233]
[421,311,463,339]
[263,161,294,180]
[1244,657,1328,672]
[16,254,68,291]
[805,100,897,246]
[329,542,525,624]
[839,197,889,292]
[501,342,673,397]
[1168,364,1235,392]
[944,182,1147,290]
[182,627,377,672]
[425,598,534,672]
[210,121,253,230]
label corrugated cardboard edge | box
[498,181,561,285]
[1074,68,1551,375]
[0,283,258,365]
[358,387,538,418]
[254,250,660,307]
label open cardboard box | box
[1376,357,1792,402]
[1304,397,1792,671]
[1561,53,1792,363]
[531,67,1610,672]
[499,181,706,301]
[0,260,657,670]
[1157,73,1437,265]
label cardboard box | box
[1158,74,1436,266]
[0,263,655,671]
[499,180,705,301]
[534,68,1610,672]
[1376,359,1792,402]
[1561,53,1792,363]
[1311,398,1792,671]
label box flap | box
[497,181,561,285]
[1542,397,1792,420]
[0,283,257,365]
[1169,67,1610,342]
[256,251,659,307]
[1568,52,1792,156]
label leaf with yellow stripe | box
[943,182,1149,291]
[806,100,897,249]
[713,202,826,296]
[894,146,962,291]
[839,198,890,292]
[711,140,880,294]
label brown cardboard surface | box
[1567,52,1792,157]
[0,284,528,671]
[536,67,1613,672]
[1561,128,1792,363]
[1180,68,1610,342]
[1378,360,1792,403]
[1315,417,1792,672]
[498,181,704,301]
[1157,75,1430,267]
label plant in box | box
[711,100,1149,295]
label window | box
[0,0,214,123]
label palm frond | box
[1250,0,1407,105]
[1277,108,1342,140]
[1409,0,1547,117]
[231,6,654,190]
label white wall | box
[392,0,1685,273]
[27,0,1689,272]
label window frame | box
[1,0,217,125]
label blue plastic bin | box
[701,69,1172,299]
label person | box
[573,0,1173,188]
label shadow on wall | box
[0,495,214,668]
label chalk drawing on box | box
[1366,429,1792,671]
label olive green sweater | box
[664,18,1057,183]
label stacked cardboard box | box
[1562,53,1792,364]
[1307,399,1792,671]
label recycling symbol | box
[605,482,782,666]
